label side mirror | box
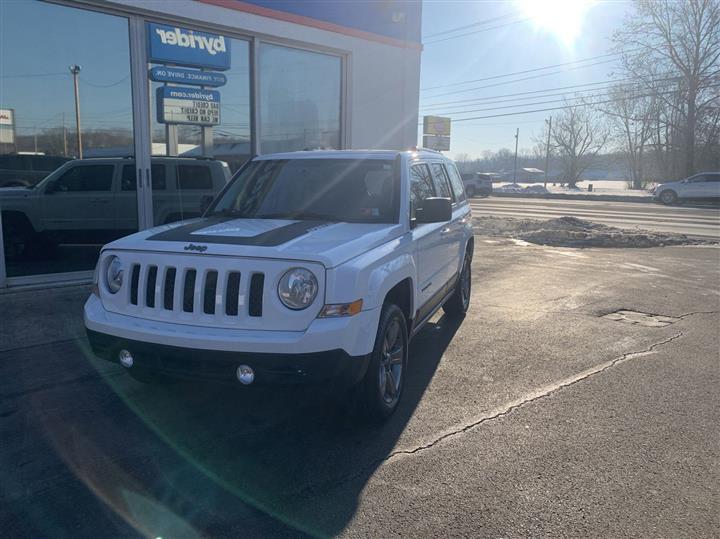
[200,194,214,215]
[416,197,452,223]
[45,180,57,194]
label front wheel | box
[660,190,678,205]
[443,253,472,317]
[358,303,408,421]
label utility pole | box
[544,116,552,188]
[69,65,82,158]
[62,112,68,157]
[513,128,519,182]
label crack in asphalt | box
[385,332,684,462]
[678,310,720,318]
[294,332,685,499]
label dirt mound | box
[474,215,711,248]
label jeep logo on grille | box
[184,243,208,252]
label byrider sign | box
[147,23,231,71]
[157,87,220,126]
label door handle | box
[440,227,452,236]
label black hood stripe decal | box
[146,217,330,247]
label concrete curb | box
[487,191,655,203]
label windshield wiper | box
[255,212,340,222]
[209,208,249,217]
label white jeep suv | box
[84,150,474,419]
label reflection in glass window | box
[410,164,435,218]
[149,37,251,173]
[121,164,166,191]
[430,163,452,199]
[0,1,136,277]
[259,43,341,153]
[178,164,212,190]
[54,165,114,192]
[446,163,467,202]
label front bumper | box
[87,329,369,385]
[83,293,379,385]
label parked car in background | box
[1,156,231,256]
[0,154,71,188]
[461,172,493,197]
[653,172,720,205]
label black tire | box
[358,303,408,421]
[660,190,678,205]
[465,185,476,197]
[443,252,472,317]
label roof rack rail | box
[409,146,443,154]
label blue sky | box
[419,0,631,158]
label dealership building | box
[0,0,422,287]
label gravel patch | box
[474,215,712,248]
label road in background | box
[470,197,720,238]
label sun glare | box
[517,0,594,47]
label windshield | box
[210,158,399,223]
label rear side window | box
[178,164,212,190]
[430,162,453,200]
[704,174,720,182]
[446,163,467,202]
[54,165,113,192]
[121,164,166,191]
[410,163,435,219]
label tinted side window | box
[410,163,435,219]
[178,164,212,190]
[430,162,453,200]
[54,165,113,192]
[446,163,467,202]
[121,164,166,191]
[707,174,720,183]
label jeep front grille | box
[126,262,265,319]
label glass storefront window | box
[259,43,341,153]
[148,33,249,225]
[0,0,136,278]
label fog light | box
[236,364,255,385]
[118,349,134,368]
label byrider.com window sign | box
[156,87,220,126]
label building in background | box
[0,0,422,287]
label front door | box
[410,162,448,321]
[41,164,117,243]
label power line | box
[424,13,518,39]
[422,59,628,99]
[425,17,532,45]
[445,83,720,123]
[421,51,628,92]
[420,76,680,109]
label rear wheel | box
[660,189,678,205]
[358,303,408,421]
[443,252,471,317]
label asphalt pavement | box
[470,196,720,238]
[1,240,719,537]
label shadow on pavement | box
[2,313,464,537]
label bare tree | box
[601,84,658,189]
[613,0,720,177]
[541,103,608,188]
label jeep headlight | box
[105,255,124,294]
[278,267,318,310]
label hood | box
[0,186,35,197]
[103,217,404,268]
[657,181,681,188]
